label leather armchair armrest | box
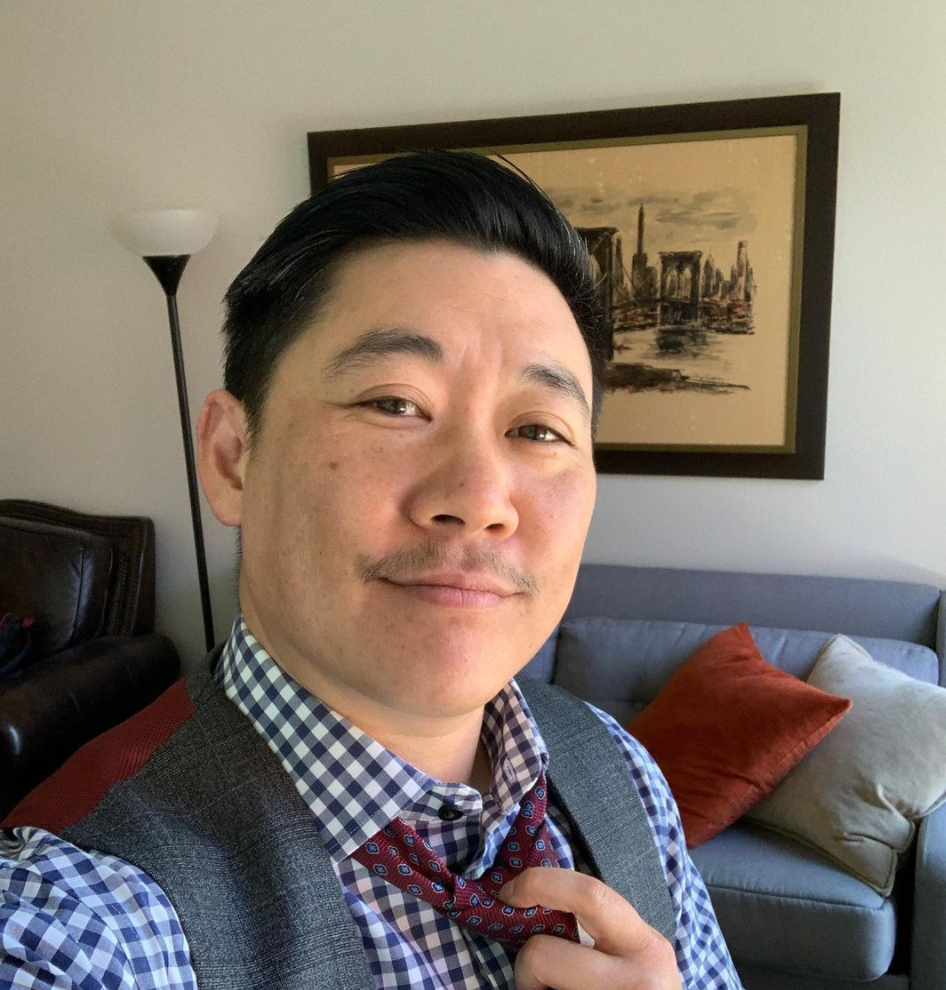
[0,633,181,818]
[911,801,946,990]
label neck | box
[348,709,494,796]
[303,680,493,793]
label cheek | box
[522,467,595,568]
[323,437,402,509]
[280,433,405,555]
[244,427,347,566]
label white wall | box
[2,0,944,666]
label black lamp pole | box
[143,254,216,653]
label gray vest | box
[64,646,674,989]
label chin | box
[406,649,520,703]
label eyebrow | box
[323,328,444,379]
[518,362,591,426]
[324,326,591,425]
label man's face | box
[230,238,597,723]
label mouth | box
[380,578,516,610]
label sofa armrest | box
[0,633,180,817]
[910,801,946,990]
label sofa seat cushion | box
[691,821,897,982]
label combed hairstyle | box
[221,149,613,451]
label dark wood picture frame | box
[308,93,839,479]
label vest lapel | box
[518,678,677,942]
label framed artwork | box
[308,93,839,478]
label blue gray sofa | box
[520,564,946,990]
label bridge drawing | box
[577,204,755,337]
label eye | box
[511,423,570,445]
[360,397,423,417]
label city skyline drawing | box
[500,132,801,451]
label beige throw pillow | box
[745,634,946,896]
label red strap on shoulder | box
[2,678,196,833]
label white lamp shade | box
[111,209,217,257]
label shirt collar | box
[216,612,549,864]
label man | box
[1,150,743,989]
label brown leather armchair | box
[0,499,182,818]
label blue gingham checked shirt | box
[1,613,742,989]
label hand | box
[498,868,682,990]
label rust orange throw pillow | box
[628,623,852,849]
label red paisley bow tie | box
[351,771,583,950]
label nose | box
[405,428,519,539]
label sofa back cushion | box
[563,564,943,656]
[0,518,112,659]
[532,618,939,725]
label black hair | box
[222,149,612,446]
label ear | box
[196,389,249,527]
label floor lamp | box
[112,209,218,653]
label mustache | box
[359,542,540,599]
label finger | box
[498,867,662,958]
[512,934,638,990]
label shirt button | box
[438,803,464,821]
